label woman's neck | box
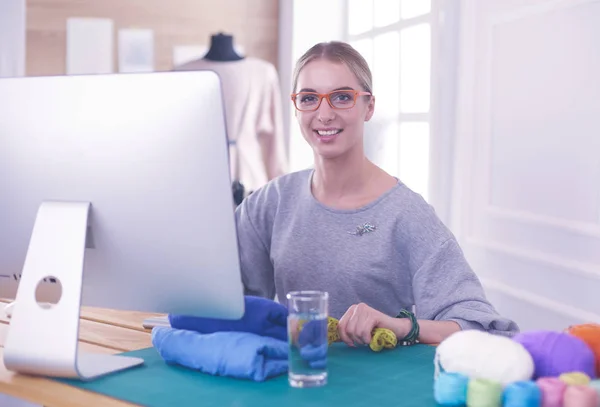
[311,148,375,203]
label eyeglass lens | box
[294,91,356,110]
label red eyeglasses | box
[290,90,372,111]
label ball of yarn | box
[559,371,591,386]
[589,379,600,399]
[435,330,534,385]
[566,323,600,376]
[563,384,598,407]
[512,331,596,379]
[502,381,541,407]
[467,378,503,407]
[433,372,469,406]
[536,377,566,407]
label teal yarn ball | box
[589,380,600,405]
[434,372,469,406]
[503,380,541,407]
[590,379,600,396]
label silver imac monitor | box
[0,71,245,380]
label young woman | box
[235,41,519,347]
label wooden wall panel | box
[25,0,279,76]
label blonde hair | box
[292,41,373,94]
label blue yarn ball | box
[503,380,542,407]
[434,372,469,406]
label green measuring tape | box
[294,310,419,352]
[326,309,420,351]
[327,317,397,351]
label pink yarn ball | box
[536,377,566,407]
[563,384,599,407]
[513,331,596,379]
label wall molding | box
[481,276,600,323]
[467,237,600,280]
[487,205,600,239]
[490,0,600,25]
[452,0,600,332]
[475,0,600,243]
[477,0,600,213]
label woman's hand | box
[337,303,410,347]
[337,303,463,347]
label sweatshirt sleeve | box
[234,188,277,300]
[411,238,520,337]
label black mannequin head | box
[203,33,244,62]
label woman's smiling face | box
[294,59,375,160]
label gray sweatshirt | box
[235,169,519,336]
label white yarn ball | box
[434,330,534,386]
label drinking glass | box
[286,290,329,388]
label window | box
[287,0,346,173]
[347,0,432,201]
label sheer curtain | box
[0,0,25,78]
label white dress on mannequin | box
[175,56,288,194]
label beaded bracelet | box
[396,309,420,346]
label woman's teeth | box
[317,130,341,136]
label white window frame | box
[344,2,433,125]
[344,1,433,199]
[279,0,459,225]
[340,0,459,224]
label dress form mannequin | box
[203,33,244,204]
[174,33,287,201]
[203,33,244,62]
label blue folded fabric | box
[297,318,328,348]
[152,326,288,381]
[168,296,288,341]
[297,319,328,369]
[300,344,328,369]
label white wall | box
[451,0,600,331]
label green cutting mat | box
[58,343,438,407]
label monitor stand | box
[3,201,144,380]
